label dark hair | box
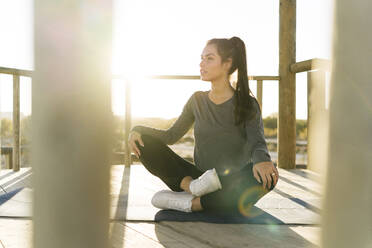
[207,37,257,126]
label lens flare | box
[238,185,266,217]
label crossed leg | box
[135,134,204,211]
[136,134,272,214]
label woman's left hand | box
[252,161,279,190]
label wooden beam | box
[33,1,113,247]
[278,0,296,169]
[322,1,372,247]
[112,74,280,81]
[0,68,280,82]
[0,67,33,77]
[256,80,263,108]
[148,75,200,80]
[124,80,132,167]
[290,58,331,73]
[249,76,280,81]
[12,75,20,171]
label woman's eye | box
[201,57,213,61]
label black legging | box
[136,134,274,216]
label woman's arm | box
[246,97,279,190]
[245,97,272,165]
[130,93,195,145]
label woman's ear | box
[223,58,233,72]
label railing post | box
[13,74,20,171]
[6,151,13,170]
[307,70,328,174]
[279,0,297,169]
[124,80,132,167]
[256,80,263,108]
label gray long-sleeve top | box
[131,90,272,176]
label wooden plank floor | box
[0,164,322,247]
[0,219,321,248]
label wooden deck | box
[0,164,322,247]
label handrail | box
[291,58,331,73]
[0,67,280,82]
[289,58,331,173]
[1,65,281,167]
[112,74,280,81]
[112,73,279,165]
[0,67,33,77]
[0,66,27,171]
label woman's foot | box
[151,190,194,212]
[189,168,222,197]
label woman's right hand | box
[129,130,144,159]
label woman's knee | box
[135,134,159,154]
[135,134,169,167]
[138,134,164,148]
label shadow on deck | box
[0,164,322,247]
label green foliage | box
[0,117,32,145]
[296,119,307,139]
[263,116,277,129]
[262,116,307,140]
[1,118,13,137]
[298,127,307,140]
[264,127,277,138]
[21,116,32,145]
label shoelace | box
[168,198,188,211]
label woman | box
[128,37,279,216]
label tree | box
[1,118,12,138]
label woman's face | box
[200,44,231,82]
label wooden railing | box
[0,67,33,171]
[0,61,329,170]
[0,67,281,169]
[114,74,280,166]
[291,58,332,172]
[290,58,331,73]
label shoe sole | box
[211,168,222,190]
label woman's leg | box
[199,163,275,215]
[135,134,203,192]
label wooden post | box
[307,70,328,174]
[124,80,132,167]
[279,0,296,169]
[322,0,372,247]
[13,75,20,171]
[33,1,113,248]
[6,151,13,170]
[256,80,263,108]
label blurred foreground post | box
[33,1,113,248]
[322,1,372,247]
[307,70,328,174]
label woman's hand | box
[128,130,144,159]
[252,161,279,190]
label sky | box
[0,0,334,119]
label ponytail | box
[207,37,257,126]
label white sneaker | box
[151,190,194,213]
[189,168,222,197]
